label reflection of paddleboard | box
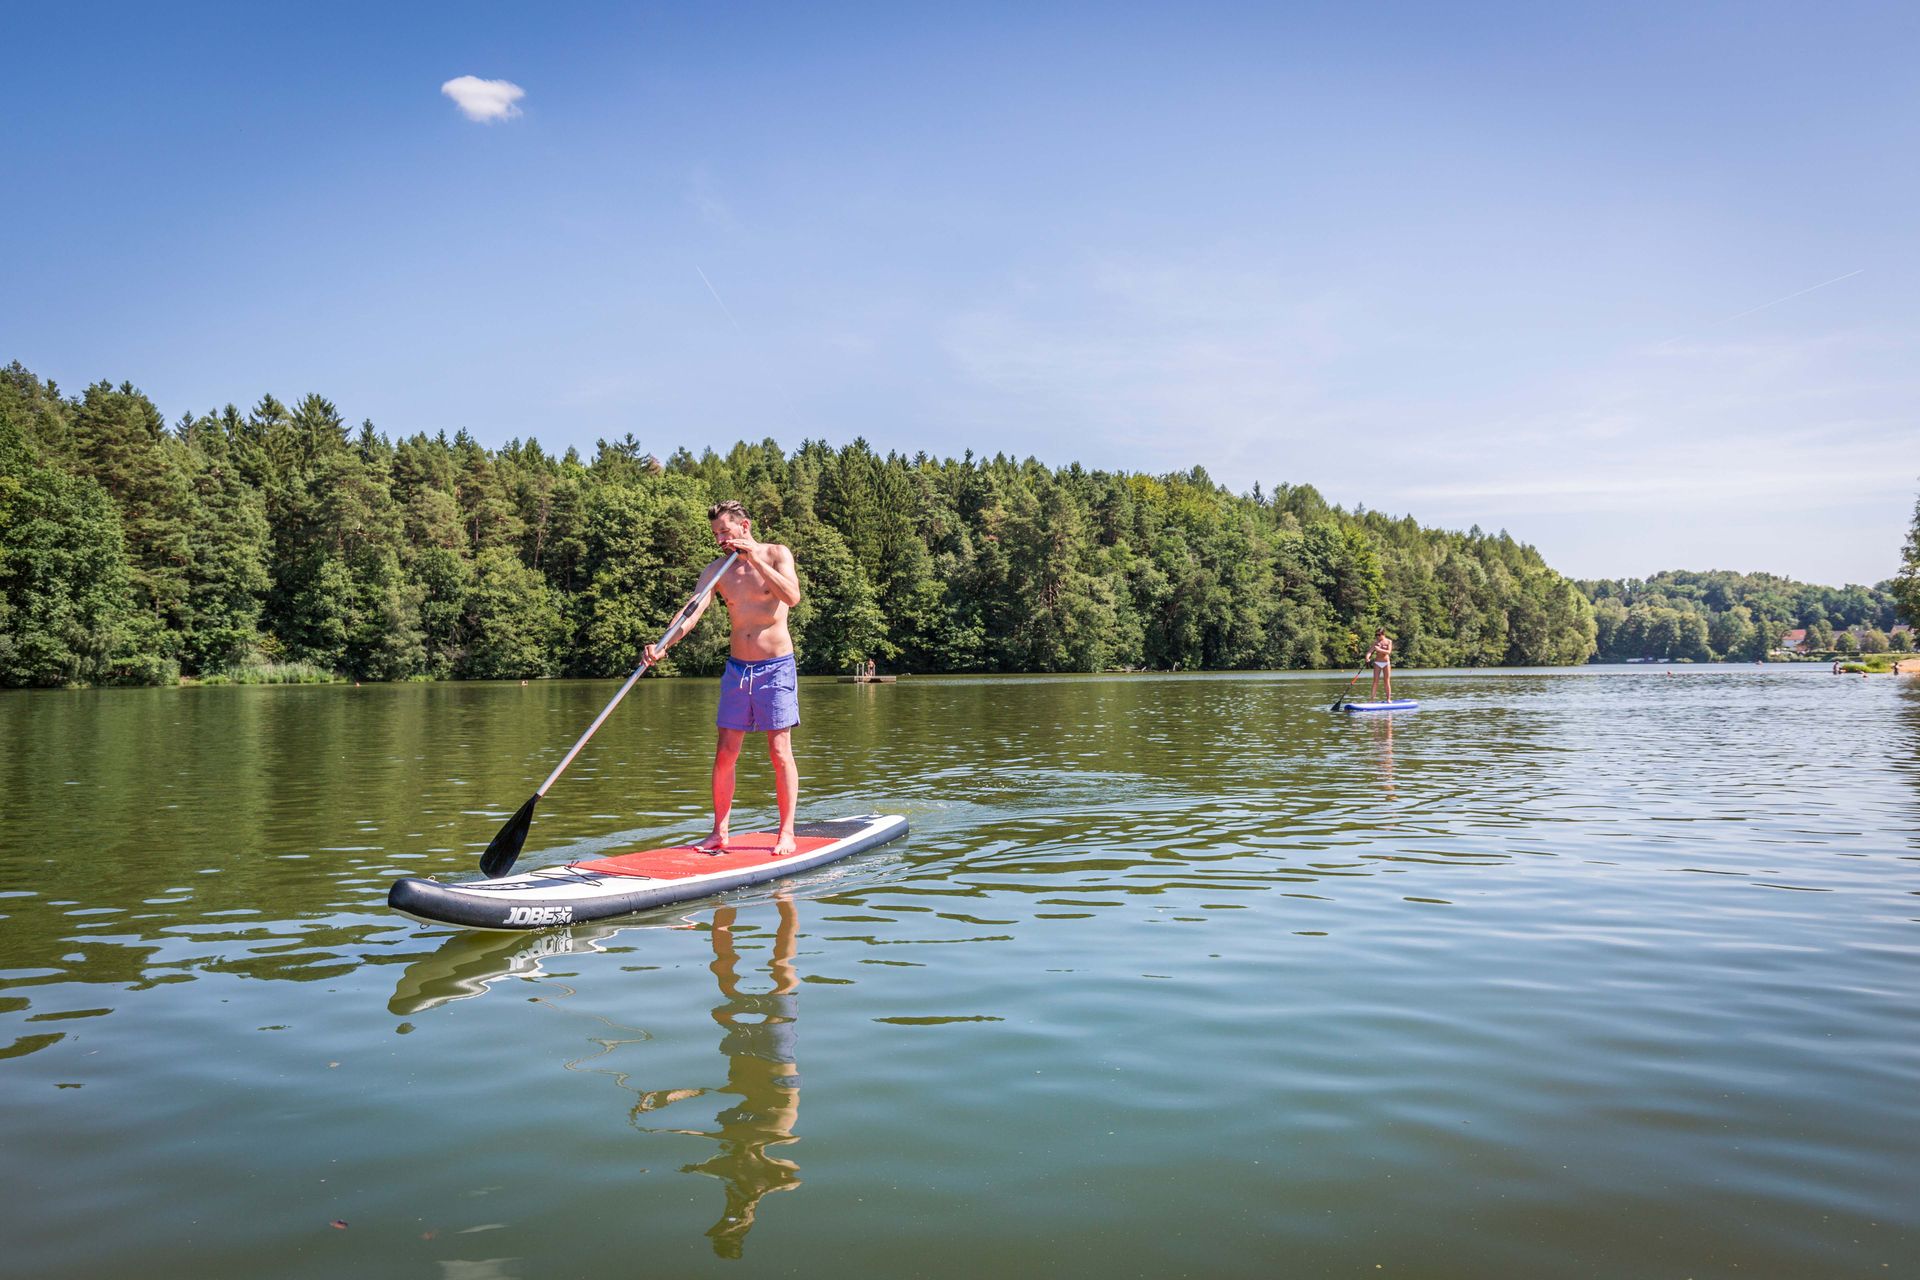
[389,814,908,931]
[1341,700,1419,713]
[388,925,626,1014]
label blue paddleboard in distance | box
[1340,699,1418,713]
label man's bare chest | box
[718,565,777,606]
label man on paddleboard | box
[645,500,803,856]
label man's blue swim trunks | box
[717,653,800,732]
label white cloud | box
[687,169,738,231]
[924,248,1918,581]
[441,76,525,123]
[1400,458,1910,511]
[941,252,1359,469]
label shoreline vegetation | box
[1577,569,1905,664]
[2,361,1912,690]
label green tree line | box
[2,361,1599,687]
[1897,490,1920,632]
[1576,569,1907,662]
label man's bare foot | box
[772,831,797,857]
[696,830,729,854]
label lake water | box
[2,666,1916,1278]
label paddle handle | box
[535,552,737,797]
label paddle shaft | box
[1333,661,1371,707]
[535,552,737,797]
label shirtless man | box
[1366,628,1394,701]
[644,500,804,855]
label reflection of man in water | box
[635,898,803,1259]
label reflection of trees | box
[0,680,712,1055]
[0,681,692,994]
[633,898,804,1259]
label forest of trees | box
[1576,569,1906,662]
[1,360,1604,687]
[1897,491,1920,632]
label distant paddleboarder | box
[646,500,803,855]
[1365,629,1394,701]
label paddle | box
[1331,659,1372,712]
[479,552,738,879]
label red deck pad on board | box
[574,833,838,880]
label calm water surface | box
[2,667,1917,1278]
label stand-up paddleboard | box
[1340,699,1419,713]
[389,813,907,931]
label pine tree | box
[0,414,138,686]
[68,381,194,660]
[1895,490,1920,628]
[179,412,271,672]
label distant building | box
[1780,628,1808,652]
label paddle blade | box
[480,795,539,879]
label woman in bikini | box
[1367,629,1394,701]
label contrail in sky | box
[1713,268,1864,325]
[1653,267,1863,351]
[692,262,743,334]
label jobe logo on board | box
[505,905,574,926]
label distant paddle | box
[1331,661,1370,712]
[479,553,737,879]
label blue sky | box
[5,1,1915,586]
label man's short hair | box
[708,499,749,522]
